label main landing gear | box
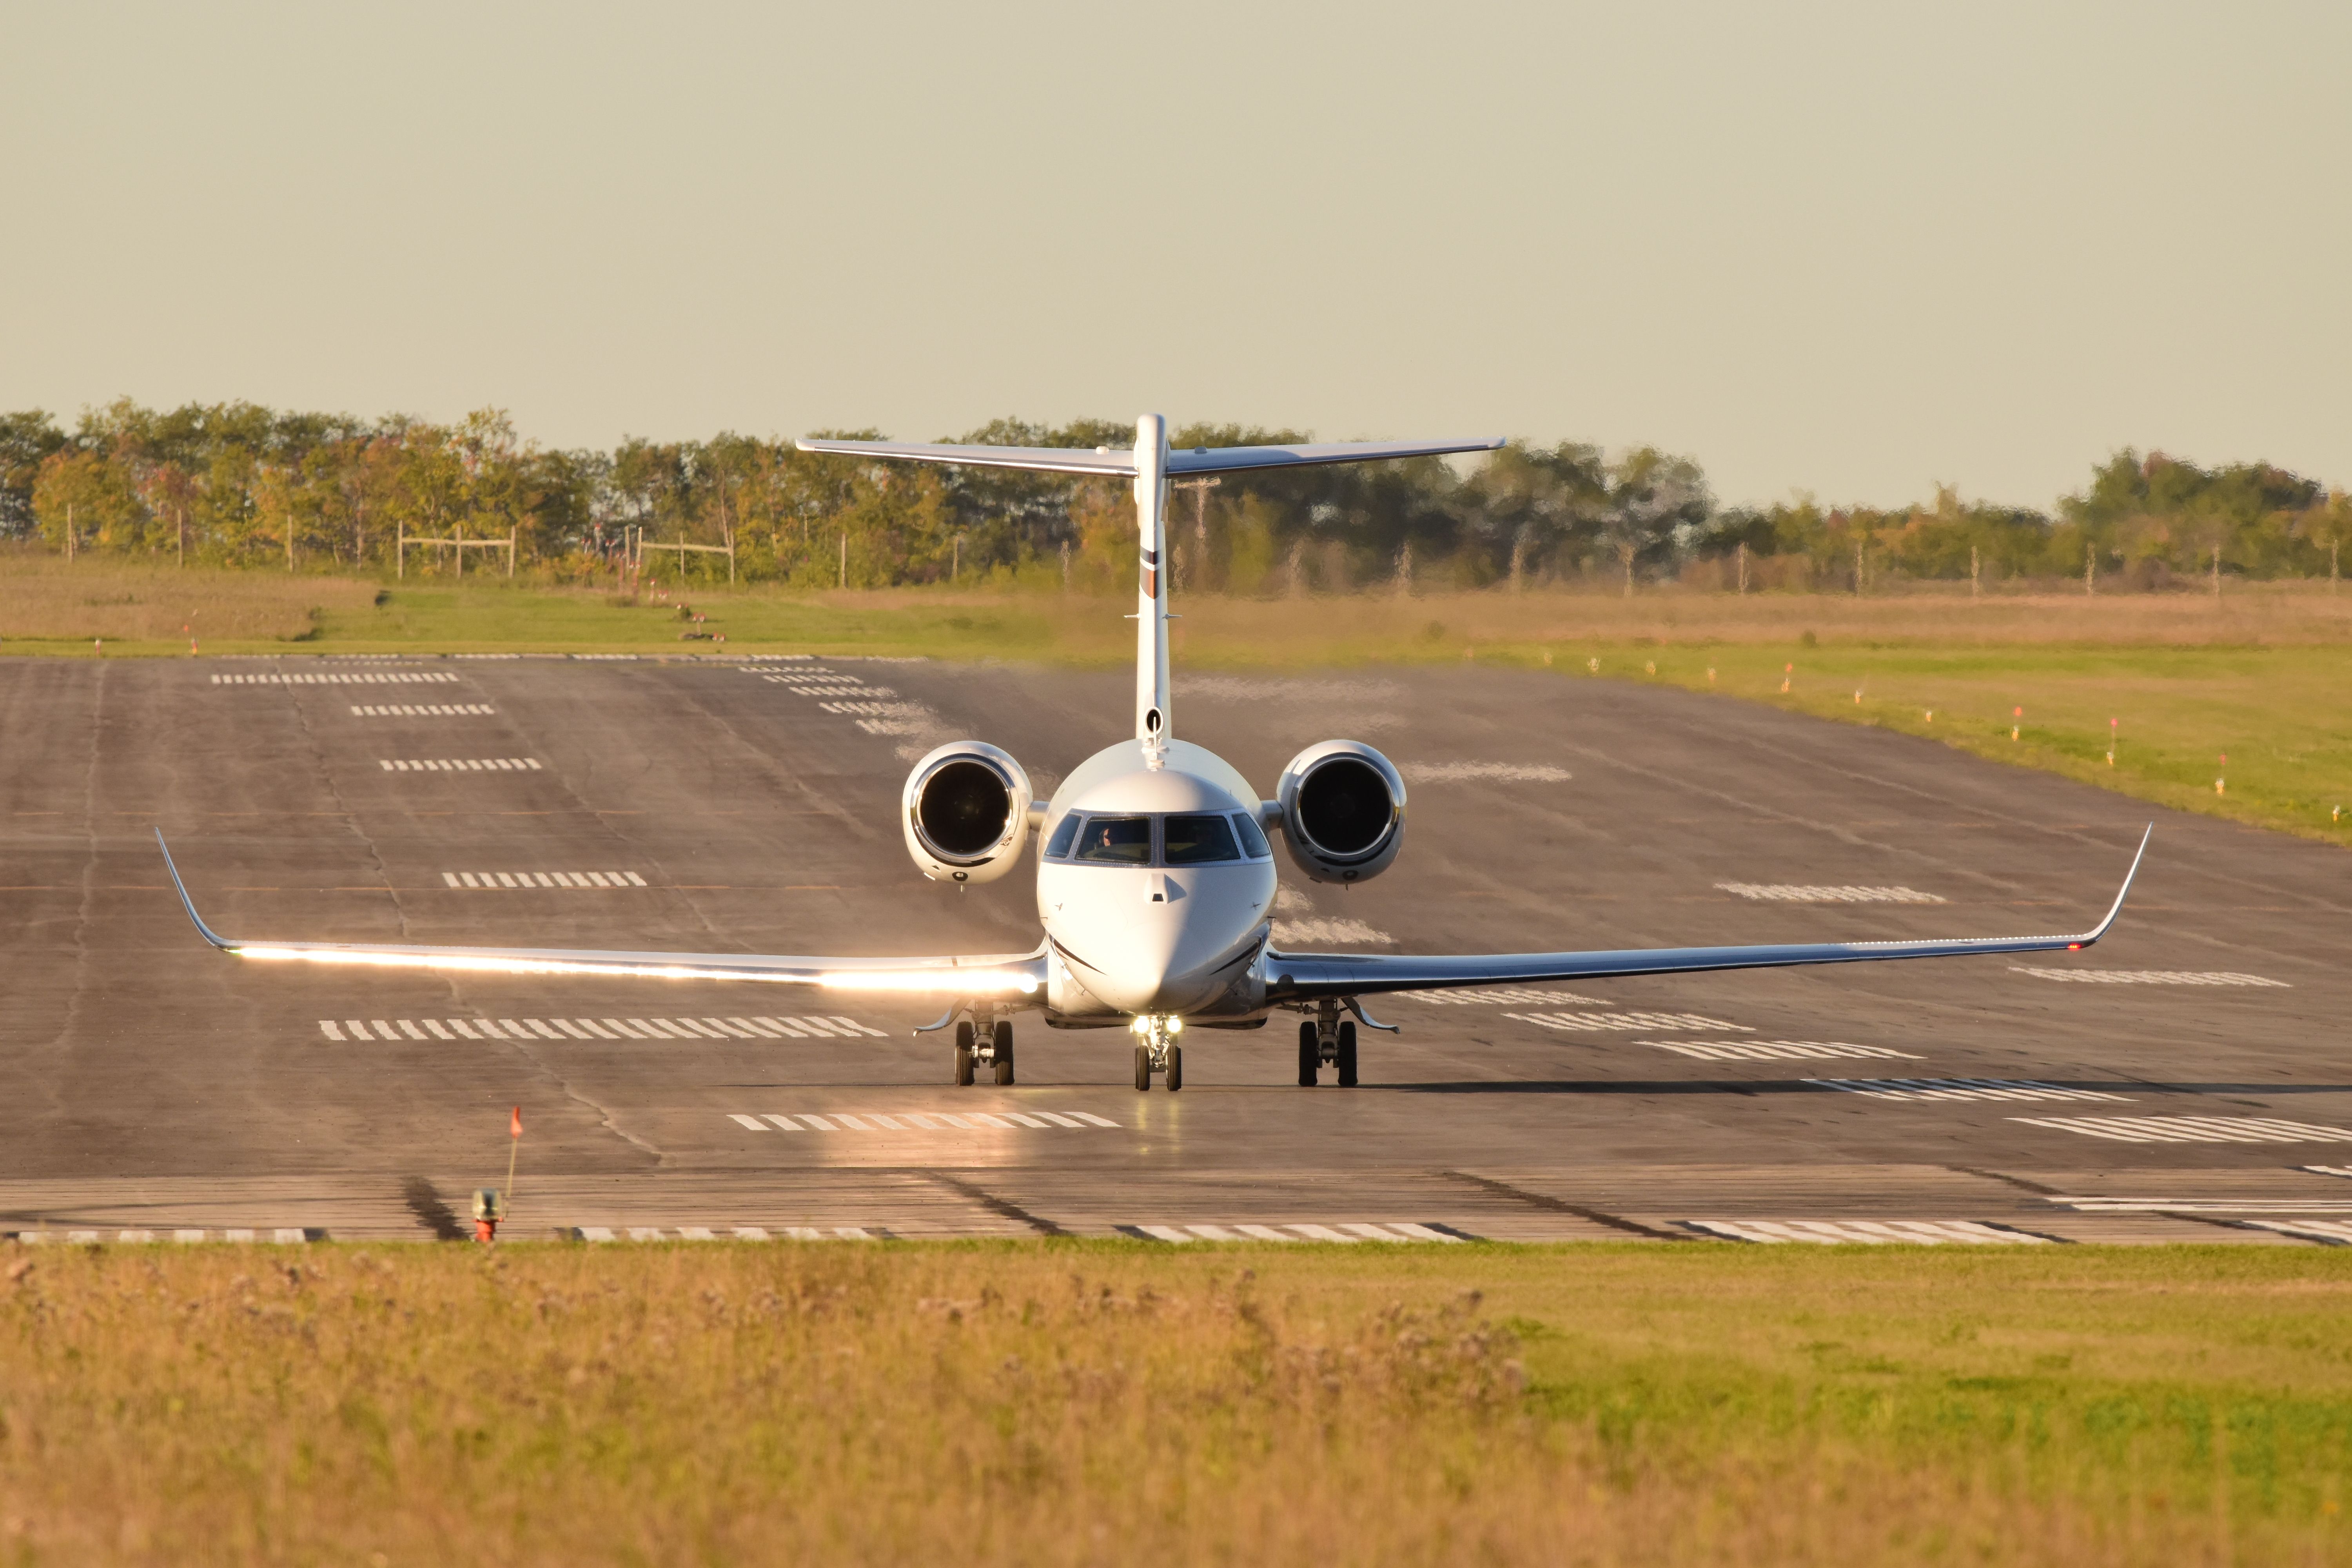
[1130,1014,1183,1092]
[1297,1000,1357,1087]
[951,1017,1015,1087]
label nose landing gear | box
[1296,1001,1358,1087]
[1129,1014,1184,1092]
[949,1014,1015,1087]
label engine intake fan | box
[902,741,1033,884]
[1275,740,1406,884]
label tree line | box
[1,399,2343,592]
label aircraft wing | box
[793,435,1506,477]
[1265,828,2150,1004]
[156,832,1046,996]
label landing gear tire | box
[992,1021,1015,1086]
[953,1021,975,1087]
[1297,1021,1318,1087]
[1166,1045,1182,1093]
[1134,1044,1152,1092]
[1336,1020,1359,1087]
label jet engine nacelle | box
[1274,740,1406,884]
[902,741,1033,885]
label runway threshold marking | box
[1506,1010,1750,1033]
[729,1110,1122,1132]
[2009,967,2289,987]
[1127,1223,1464,1244]
[317,1015,890,1043]
[211,672,460,686]
[1396,987,1608,1006]
[1717,883,1945,904]
[379,757,541,771]
[1683,1220,2051,1245]
[1645,1040,1918,1061]
[2011,1115,2352,1145]
[440,871,649,887]
[1811,1078,2132,1103]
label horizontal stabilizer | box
[795,434,1505,477]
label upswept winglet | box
[1262,826,2154,1003]
[156,829,235,951]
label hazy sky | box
[5,3,2346,509]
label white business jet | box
[161,415,2147,1093]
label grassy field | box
[0,1240,2343,1565]
[5,558,2350,847]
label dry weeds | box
[0,555,378,643]
[0,1242,2342,1566]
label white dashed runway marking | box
[1717,883,1945,904]
[350,704,496,717]
[1645,1039,1920,1062]
[1270,918,1395,946]
[1396,987,1609,1006]
[1397,762,1573,784]
[728,1109,1122,1132]
[14,1228,312,1244]
[1684,1219,2050,1245]
[1811,1078,2132,1103]
[1506,1010,1749,1033]
[2306,1165,2352,1180]
[317,1015,890,1043]
[2012,1115,2352,1144]
[2009,967,2288,987]
[212,671,460,685]
[1129,1222,1464,1243]
[379,757,540,771]
[572,1225,877,1241]
[441,871,648,888]
[820,701,927,715]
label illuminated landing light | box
[229,946,1039,993]
[2067,943,2083,951]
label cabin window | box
[1231,811,1272,859]
[1163,813,1241,865]
[1042,813,1082,859]
[1072,815,1152,865]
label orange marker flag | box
[504,1105,523,1203]
[510,1105,523,1139]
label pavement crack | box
[501,1036,669,1165]
[1951,1165,2061,1196]
[919,1171,1064,1235]
[1439,1171,1689,1240]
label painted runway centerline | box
[316,1015,890,1043]
[728,1109,1122,1132]
[1683,1219,2051,1245]
[350,704,497,716]
[1644,1039,1920,1061]
[441,871,649,888]
[1506,1010,1749,1033]
[2009,967,2289,987]
[2012,1115,2352,1144]
[1717,883,1945,904]
[1810,1078,2132,1103]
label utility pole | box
[2084,543,2094,596]
[1970,544,1980,599]
[65,503,74,562]
[1171,476,1220,590]
[1736,540,1748,595]
[1853,539,1864,597]
[839,530,847,589]
[2212,543,2222,601]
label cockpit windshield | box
[1163,813,1240,865]
[1073,815,1152,864]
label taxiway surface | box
[1,652,2346,1246]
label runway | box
[2,652,2348,1245]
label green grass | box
[0,1241,2345,1564]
